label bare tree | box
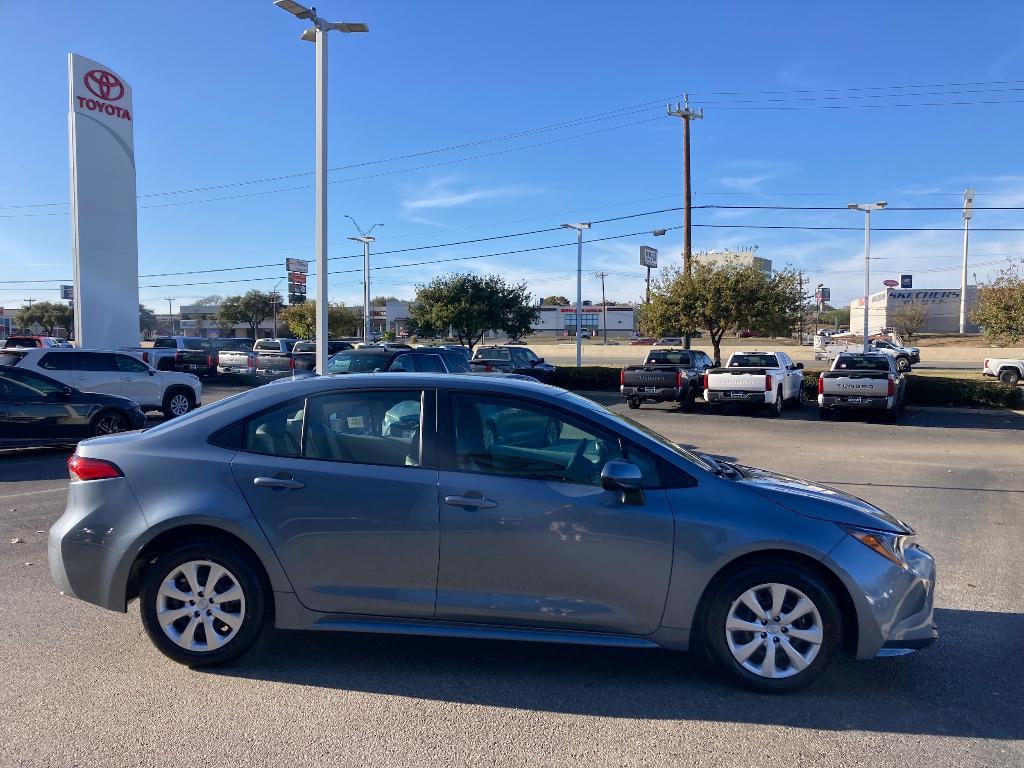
[890,301,929,341]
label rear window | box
[835,355,891,371]
[729,354,779,368]
[442,352,471,373]
[253,340,280,352]
[647,351,691,365]
[293,342,315,353]
[218,340,253,352]
[474,348,511,361]
[183,337,212,350]
[0,351,27,366]
[4,337,40,348]
[153,338,177,348]
[326,351,392,373]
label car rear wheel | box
[627,398,641,410]
[140,542,266,667]
[162,388,195,419]
[679,390,696,413]
[999,368,1021,386]
[91,410,129,436]
[702,562,841,693]
[768,387,784,418]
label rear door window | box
[114,354,149,373]
[75,352,115,371]
[242,399,306,457]
[303,390,423,467]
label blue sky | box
[2,0,1024,314]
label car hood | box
[736,465,912,533]
[81,391,142,409]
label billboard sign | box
[882,279,899,288]
[60,285,74,300]
[68,53,139,349]
[900,274,913,289]
[640,246,658,268]
[286,258,309,274]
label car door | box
[72,352,121,395]
[435,390,675,635]
[113,353,161,406]
[230,388,440,618]
[0,368,86,443]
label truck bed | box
[705,367,771,392]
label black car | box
[292,340,355,372]
[0,365,146,448]
[325,347,472,375]
[470,345,556,381]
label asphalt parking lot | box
[1,387,1022,767]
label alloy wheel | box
[169,393,190,416]
[155,560,245,652]
[95,413,127,435]
[725,582,823,679]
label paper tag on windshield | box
[347,416,365,429]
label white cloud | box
[401,175,538,211]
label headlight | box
[840,525,911,569]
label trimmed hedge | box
[801,373,1021,410]
[539,365,1022,408]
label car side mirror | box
[60,385,73,398]
[148,368,155,376]
[796,363,804,370]
[537,358,544,364]
[601,460,645,505]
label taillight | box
[175,351,183,362]
[247,355,255,370]
[817,376,824,395]
[984,359,989,369]
[207,355,213,367]
[675,370,683,388]
[619,369,625,386]
[142,351,149,363]
[68,455,122,481]
[765,375,772,392]
[703,373,709,390]
[887,377,895,396]
[289,357,295,370]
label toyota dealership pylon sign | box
[68,53,139,349]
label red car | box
[2,336,70,349]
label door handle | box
[444,495,498,509]
[253,476,305,490]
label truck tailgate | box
[706,368,768,391]
[621,366,682,387]
[820,372,890,397]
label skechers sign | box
[75,69,132,121]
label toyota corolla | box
[48,374,936,692]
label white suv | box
[0,348,201,418]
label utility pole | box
[24,298,36,308]
[960,187,974,334]
[561,222,591,368]
[164,297,176,335]
[346,216,383,345]
[797,271,805,346]
[271,282,281,337]
[847,202,887,352]
[595,271,608,344]
[668,94,703,350]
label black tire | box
[701,561,842,693]
[895,356,911,373]
[162,387,195,419]
[90,409,130,437]
[767,387,784,418]
[679,389,696,413]
[627,398,641,410]
[708,402,724,414]
[139,541,267,667]
[817,407,832,420]
[999,368,1021,386]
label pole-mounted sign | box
[639,246,659,268]
[68,53,139,349]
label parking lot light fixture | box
[561,223,592,368]
[346,217,383,344]
[274,0,369,374]
[847,202,886,353]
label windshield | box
[183,338,213,351]
[474,348,511,361]
[327,351,392,373]
[729,354,778,368]
[835,355,891,371]
[555,390,713,472]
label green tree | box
[139,305,158,337]
[970,261,1024,345]
[409,273,538,351]
[890,301,929,342]
[542,295,571,306]
[278,301,361,339]
[217,291,275,338]
[371,295,400,306]
[19,301,73,338]
[642,262,803,365]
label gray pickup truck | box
[818,352,906,422]
[620,348,713,411]
[252,338,300,377]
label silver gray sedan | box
[48,374,936,692]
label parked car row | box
[621,348,908,422]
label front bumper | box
[819,394,891,411]
[705,390,769,405]
[825,536,937,659]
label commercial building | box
[693,248,772,274]
[529,304,636,338]
[849,287,979,335]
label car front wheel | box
[139,542,266,667]
[702,562,841,693]
[162,388,195,419]
[91,410,129,436]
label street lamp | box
[561,222,591,368]
[346,216,383,344]
[847,202,886,352]
[274,0,368,374]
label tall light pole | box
[847,202,887,352]
[271,281,281,337]
[668,95,703,350]
[561,222,591,368]
[346,216,383,344]
[960,187,975,334]
[274,1,368,373]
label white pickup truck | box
[982,357,1023,386]
[702,351,804,417]
[818,352,906,422]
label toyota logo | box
[84,69,124,101]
